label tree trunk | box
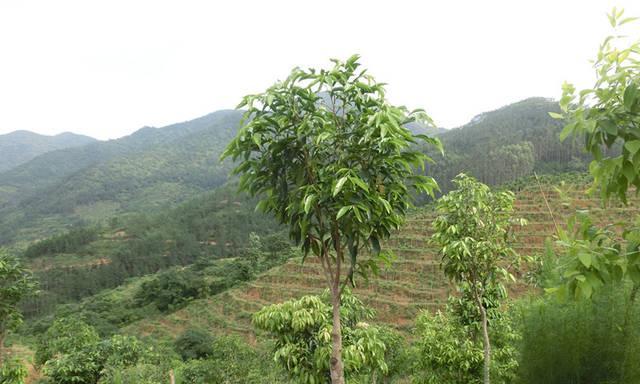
[329,287,345,384]
[0,330,5,362]
[479,304,491,384]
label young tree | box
[221,55,440,383]
[0,249,37,362]
[431,174,524,384]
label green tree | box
[555,7,640,202]
[252,289,389,383]
[35,316,100,367]
[221,55,440,383]
[431,174,524,384]
[174,328,215,361]
[0,249,37,362]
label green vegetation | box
[556,8,640,202]
[253,290,394,383]
[223,55,440,383]
[0,130,96,173]
[412,299,519,384]
[431,174,524,384]
[23,227,99,259]
[0,110,243,246]
[3,9,640,383]
[0,250,37,365]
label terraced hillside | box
[125,184,640,340]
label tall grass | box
[517,284,640,384]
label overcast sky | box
[1,0,639,140]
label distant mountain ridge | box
[0,110,243,244]
[0,98,586,246]
[0,130,97,172]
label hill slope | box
[424,97,591,194]
[0,110,243,244]
[0,130,97,172]
[123,179,640,340]
[0,98,591,246]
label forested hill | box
[0,110,243,245]
[0,130,97,172]
[423,97,589,193]
[0,98,586,246]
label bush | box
[174,328,215,361]
[175,336,284,384]
[0,357,28,384]
[412,306,519,384]
[134,270,206,311]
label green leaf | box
[577,252,592,268]
[336,205,352,219]
[624,83,638,112]
[559,122,575,141]
[333,176,349,197]
[349,176,369,192]
[625,140,640,156]
[600,119,618,135]
[303,194,316,214]
[622,161,636,183]
[548,112,564,119]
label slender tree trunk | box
[479,304,491,384]
[329,286,345,384]
[0,330,5,362]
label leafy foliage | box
[412,303,519,384]
[0,250,37,360]
[223,54,440,382]
[23,227,98,259]
[175,335,285,384]
[135,270,207,312]
[36,317,152,384]
[0,356,28,384]
[555,8,640,201]
[222,54,439,283]
[431,174,524,384]
[174,328,215,361]
[253,290,390,383]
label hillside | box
[0,110,243,245]
[17,182,283,319]
[119,178,640,340]
[423,97,591,194]
[0,130,97,172]
[0,98,583,247]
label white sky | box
[1,0,639,140]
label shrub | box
[412,306,519,384]
[0,357,28,384]
[174,328,215,361]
